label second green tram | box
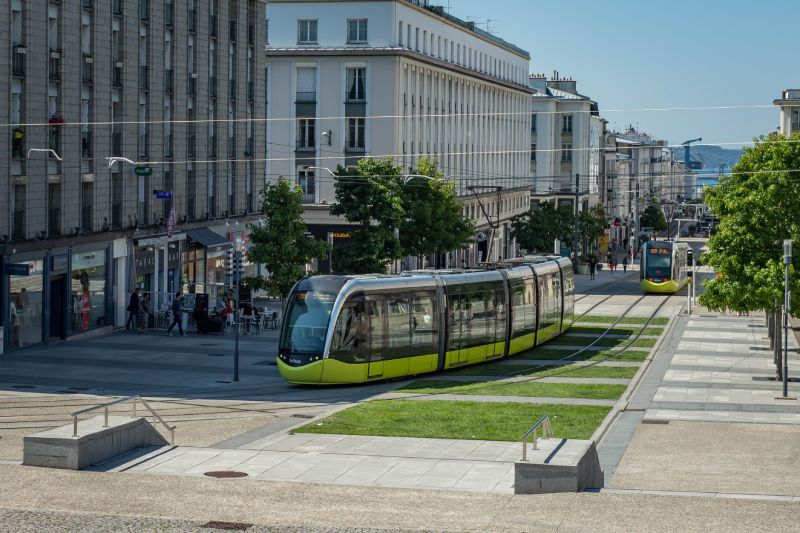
[277,258,575,385]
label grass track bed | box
[295,400,612,441]
[447,364,639,379]
[516,348,650,363]
[569,326,664,336]
[398,380,627,400]
[577,315,670,326]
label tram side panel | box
[507,273,538,356]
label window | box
[530,144,536,162]
[562,114,573,133]
[265,18,269,44]
[347,118,365,151]
[347,19,367,43]
[297,167,315,202]
[531,113,537,133]
[297,119,315,150]
[298,19,317,44]
[346,67,366,101]
[561,144,572,162]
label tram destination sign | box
[4,263,31,276]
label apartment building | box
[1,0,265,352]
[774,89,800,137]
[264,0,533,267]
[528,73,603,212]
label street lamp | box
[27,148,62,161]
[106,156,138,169]
[782,239,793,398]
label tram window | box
[495,289,507,343]
[368,299,386,362]
[449,293,469,351]
[386,296,411,358]
[412,295,437,355]
[646,248,672,277]
[281,291,336,355]
[525,280,537,331]
[330,298,368,364]
[469,291,490,347]
[511,284,527,338]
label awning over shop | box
[186,228,231,249]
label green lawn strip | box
[569,326,664,337]
[397,379,627,400]
[547,336,656,349]
[516,348,650,363]
[577,315,669,326]
[447,363,639,379]
[295,399,612,441]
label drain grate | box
[200,521,253,531]
[291,413,315,419]
[641,419,670,425]
[204,471,248,479]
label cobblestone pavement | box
[0,508,448,533]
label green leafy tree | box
[511,201,573,254]
[640,198,668,233]
[330,158,404,273]
[700,132,800,314]
[246,179,328,299]
[401,158,475,262]
[578,205,608,254]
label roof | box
[530,87,592,101]
[186,228,231,249]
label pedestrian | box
[167,291,185,336]
[623,256,629,273]
[612,255,618,273]
[126,288,140,331]
[589,256,597,280]
[139,293,152,333]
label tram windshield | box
[646,247,672,278]
[280,291,336,355]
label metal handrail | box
[71,395,175,445]
[521,415,553,461]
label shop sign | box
[4,263,31,276]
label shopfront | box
[5,255,46,350]
[184,229,232,308]
[69,246,111,334]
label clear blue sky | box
[447,0,799,147]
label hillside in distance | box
[672,145,744,171]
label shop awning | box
[187,228,231,249]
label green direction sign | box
[134,166,153,176]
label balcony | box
[12,210,25,241]
[296,140,316,152]
[188,76,196,96]
[12,46,26,76]
[164,69,173,93]
[209,77,217,98]
[81,205,93,232]
[81,131,92,158]
[296,92,316,103]
[48,50,61,81]
[113,64,123,87]
[82,55,93,83]
[139,66,149,89]
[112,132,123,156]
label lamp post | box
[233,236,243,382]
[782,239,792,398]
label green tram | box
[277,257,575,385]
[640,240,690,293]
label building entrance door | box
[49,275,66,340]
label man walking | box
[622,256,629,273]
[167,291,185,336]
[126,288,140,331]
[589,256,597,280]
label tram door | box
[366,300,385,379]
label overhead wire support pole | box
[573,173,580,260]
[467,185,502,263]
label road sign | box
[153,190,172,199]
[4,263,31,276]
[135,166,153,176]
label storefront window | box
[71,249,107,332]
[182,248,206,295]
[207,255,226,303]
[9,259,44,349]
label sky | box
[446,0,799,148]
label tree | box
[246,179,328,299]
[511,201,572,254]
[700,132,800,314]
[640,197,668,234]
[330,158,404,274]
[401,158,475,263]
[578,205,608,254]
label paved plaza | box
[2,264,800,530]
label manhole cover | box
[201,521,252,530]
[641,419,670,425]
[204,471,248,479]
[11,384,35,389]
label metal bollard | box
[104,406,109,428]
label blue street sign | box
[5,263,31,276]
[153,190,173,199]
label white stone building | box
[264,0,533,266]
[774,89,800,137]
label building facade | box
[774,89,800,137]
[1,0,266,352]
[264,0,533,267]
[528,74,603,213]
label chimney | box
[528,73,547,92]
[547,74,577,95]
